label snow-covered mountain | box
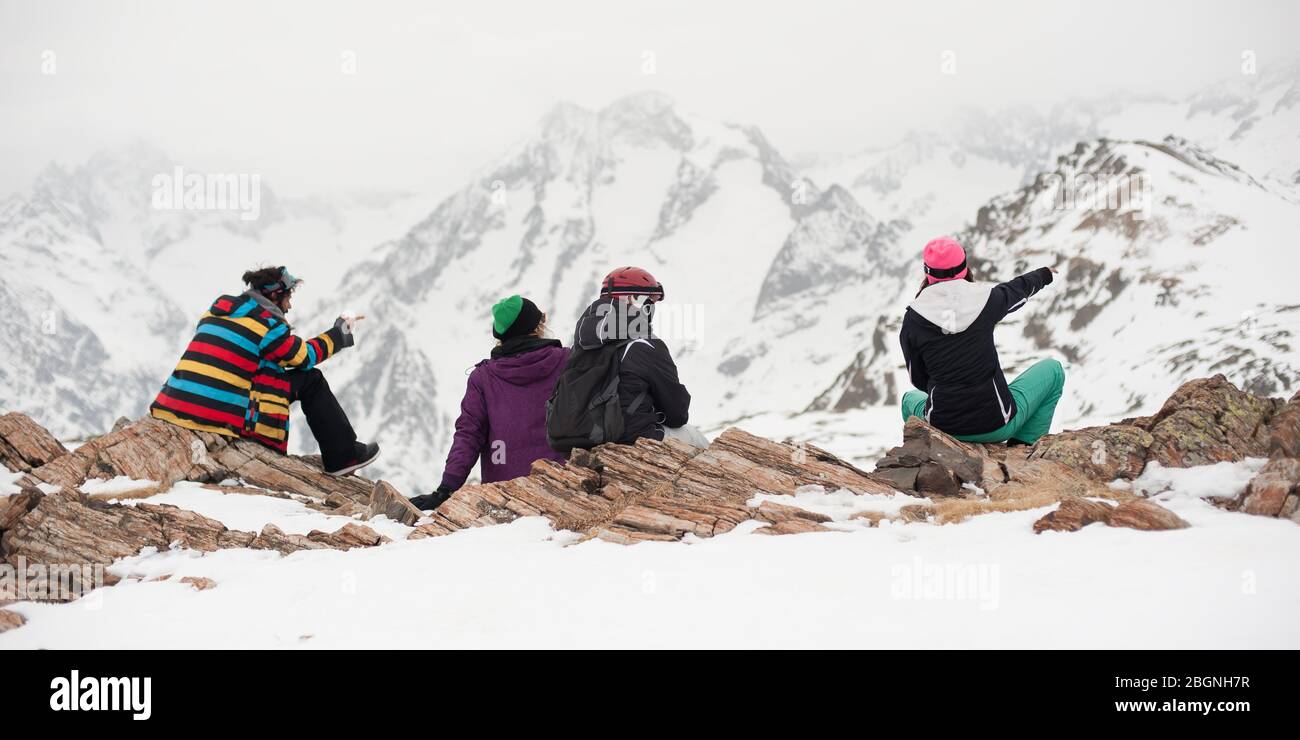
[0,144,428,439]
[1094,62,1300,195]
[813,133,1300,437]
[798,104,1110,255]
[306,91,909,490]
[801,63,1300,254]
[4,67,1297,492]
[807,65,1299,437]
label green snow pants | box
[900,358,1065,444]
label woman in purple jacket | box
[409,295,569,511]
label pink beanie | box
[922,237,968,284]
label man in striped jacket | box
[150,266,380,476]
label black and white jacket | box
[899,267,1054,436]
[573,298,691,443]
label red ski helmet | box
[600,266,665,302]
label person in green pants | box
[900,358,1065,444]
[898,237,1065,445]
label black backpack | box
[546,340,646,453]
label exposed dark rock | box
[1240,458,1300,517]
[0,608,26,633]
[874,418,985,495]
[1032,497,1189,533]
[1032,375,1282,477]
[369,480,422,525]
[0,412,68,473]
[1107,499,1190,531]
[1032,497,1114,533]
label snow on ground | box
[1,466,22,495]
[1122,458,1270,502]
[123,482,414,540]
[81,476,159,497]
[749,486,931,521]
[715,405,906,472]
[1,460,1297,649]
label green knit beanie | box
[491,295,542,339]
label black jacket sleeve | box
[989,267,1053,323]
[899,313,930,390]
[625,339,691,427]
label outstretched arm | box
[262,318,352,371]
[989,266,1055,323]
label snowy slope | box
[2,459,1297,649]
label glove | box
[409,486,454,512]
[333,316,356,348]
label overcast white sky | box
[1,0,1297,199]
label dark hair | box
[242,266,284,294]
[915,269,975,298]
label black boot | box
[325,441,380,476]
[287,368,374,473]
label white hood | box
[908,280,995,334]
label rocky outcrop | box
[0,490,388,602]
[0,487,44,532]
[1032,497,1115,533]
[0,412,68,473]
[0,370,1291,612]
[1108,499,1191,531]
[0,413,398,607]
[417,428,894,543]
[870,417,1123,524]
[1032,497,1190,533]
[179,576,217,591]
[1031,375,1282,477]
[1267,390,1300,459]
[1239,458,1300,520]
[21,416,371,508]
[874,419,985,496]
[369,480,423,525]
[877,375,1297,529]
[4,493,255,568]
[247,522,390,556]
[0,608,26,633]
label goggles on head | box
[262,267,303,296]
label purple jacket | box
[440,339,570,490]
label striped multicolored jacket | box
[150,292,350,452]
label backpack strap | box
[627,390,648,415]
[617,338,652,415]
[620,338,654,361]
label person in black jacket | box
[572,266,708,447]
[899,237,1064,445]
